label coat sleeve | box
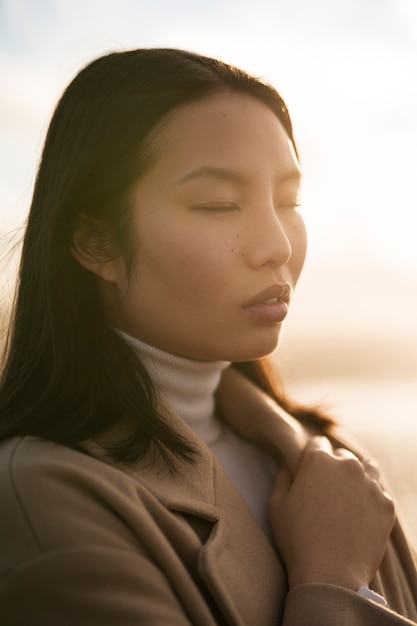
[0,546,199,626]
[4,556,417,626]
[282,583,417,626]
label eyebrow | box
[177,166,302,186]
[178,166,243,185]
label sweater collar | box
[118,330,230,444]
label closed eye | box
[190,202,239,213]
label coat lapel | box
[215,366,309,476]
[86,377,325,625]
[125,403,288,626]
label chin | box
[228,334,281,363]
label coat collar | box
[87,372,312,513]
[83,377,314,625]
[126,400,288,626]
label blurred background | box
[1,0,417,540]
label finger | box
[334,448,382,482]
[362,458,381,481]
[305,435,334,454]
[382,488,394,504]
[333,448,361,462]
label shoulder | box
[0,439,202,625]
[0,435,133,503]
[0,437,153,578]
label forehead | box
[146,93,299,182]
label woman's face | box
[106,93,307,361]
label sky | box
[1,0,417,272]
[1,0,417,382]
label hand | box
[268,436,395,591]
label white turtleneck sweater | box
[120,332,279,536]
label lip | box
[242,283,292,308]
[242,283,291,323]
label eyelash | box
[277,201,302,210]
[191,203,238,213]
[191,201,302,213]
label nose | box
[246,205,293,269]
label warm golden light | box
[1,0,416,539]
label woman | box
[0,48,416,625]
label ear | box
[70,215,121,284]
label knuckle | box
[305,447,329,466]
[341,456,363,476]
[382,491,395,514]
[372,483,395,515]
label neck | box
[118,331,230,443]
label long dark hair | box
[0,48,333,466]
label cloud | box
[0,0,417,270]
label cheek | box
[144,228,230,295]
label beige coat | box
[1,402,417,626]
